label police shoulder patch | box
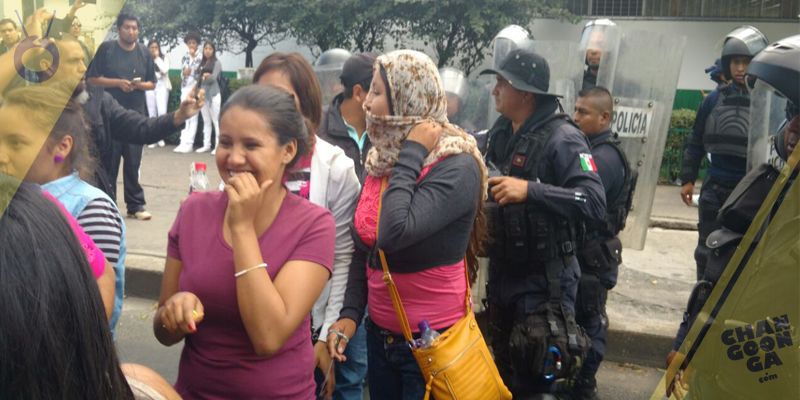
[579,153,598,172]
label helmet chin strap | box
[556,99,565,114]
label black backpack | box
[717,163,780,235]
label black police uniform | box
[681,83,750,280]
[582,69,597,90]
[484,97,606,396]
[572,129,634,397]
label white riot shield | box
[530,40,583,116]
[748,80,788,172]
[584,25,687,250]
[315,65,346,107]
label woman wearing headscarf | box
[327,50,489,399]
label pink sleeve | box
[41,190,106,279]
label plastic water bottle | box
[416,320,440,349]
[189,162,211,194]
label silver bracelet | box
[234,263,268,278]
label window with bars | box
[565,0,800,21]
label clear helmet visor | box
[747,78,791,171]
[579,24,619,69]
[439,67,470,105]
[315,66,346,106]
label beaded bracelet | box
[235,263,268,278]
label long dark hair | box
[3,84,96,184]
[0,176,133,399]
[147,40,163,59]
[200,41,217,75]
[220,85,311,169]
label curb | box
[650,217,697,231]
[605,328,673,369]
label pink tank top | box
[354,162,467,333]
[42,190,106,279]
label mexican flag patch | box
[580,153,597,172]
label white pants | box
[146,83,169,118]
[200,93,222,148]
[179,86,200,146]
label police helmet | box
[314,48,353,70]
[494,25,533,46]
[580,19,617,67]
[439,67,470,105]
[491,25,534,69]
[721,26,769,80]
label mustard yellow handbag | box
[376,178,513,400]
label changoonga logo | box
[721,315,793,382]
[12,10,59,83]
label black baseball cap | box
[479,48,559,97]
[340,52,379,88]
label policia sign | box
[610,100,654,137]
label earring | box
[54,155,64,163]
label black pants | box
[695,177,736,281]
[109,141,146,214]
[487,258,580,398]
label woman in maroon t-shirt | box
[153,85,336,399]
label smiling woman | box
[154,85,337,399]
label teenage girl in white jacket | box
[146,40,171,148]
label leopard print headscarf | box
[364,50,488,201]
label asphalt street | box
[117,296,667,400]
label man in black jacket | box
[317,52,377,182]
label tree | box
[124,0,292,67]
[399,0,577,75]
[288,0,401,57]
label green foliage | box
[660,109,698,184]
[125,0,576,73]
[124,0,291,67]
[289,0,399,56]
[398,0,578,75]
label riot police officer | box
[666,34,800,399]
[580,19,616,90]
[314,48,353,106]
[563,86,635,400]
[679,26,769,281]
[481,48,606,398]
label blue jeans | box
[333,319,368,400]
[365,318,428,400]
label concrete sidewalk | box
[119,145,702,369]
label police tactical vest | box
[703,87,750,159]
[489,114,579,266]
[584,135,638,240]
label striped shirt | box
[76,198,123,266]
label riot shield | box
[581,24,687,250]
[530,40,583,116]
[747,79,788,172]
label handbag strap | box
[376,177,473,343]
